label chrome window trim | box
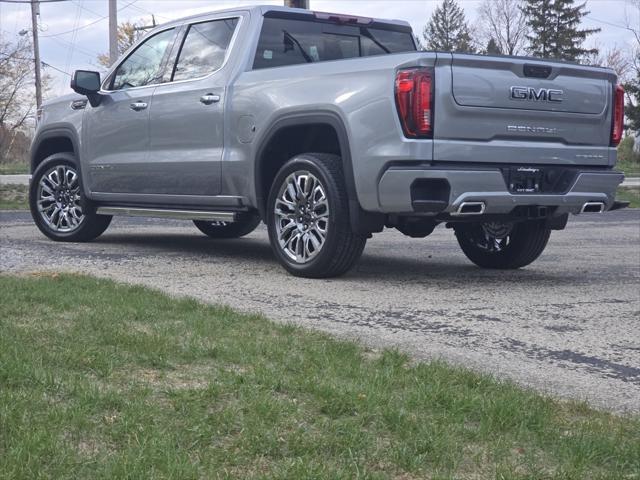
[99,14,244,94]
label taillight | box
[395,68,433,138]
[611,84,624,146]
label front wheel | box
[454,220,551,269]
[266,153,366,278]
[29,153,112,242]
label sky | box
[0,0,638,97]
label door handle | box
[200,94,220,105]
[129,101,148,111]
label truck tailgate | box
[433,53,617,166]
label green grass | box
[616,157,640,177]
[1,274,638,479]
[616,136,640,177]
[617,186,640,209]
[0,183,28,210]
[0,161,29,174]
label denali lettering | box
[507,125,561,134]
[510,86,563,102]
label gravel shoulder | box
[1,209,639,413]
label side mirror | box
[70,70,102,107]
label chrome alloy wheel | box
[274,170,329,264]
[37,165,85,233]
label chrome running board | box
[96,206,237,222]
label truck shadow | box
[93,231,585,285]
[352,252,583,284]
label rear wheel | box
[193,216,261,239]
[454,220,551,269]
[29,153,112,242]
[267,153,366,278]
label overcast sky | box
[1,0,638,96]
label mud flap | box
[545,213,569,230]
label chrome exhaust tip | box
[454,201,486,215]
[580,202,605,214]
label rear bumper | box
[377,167,624,215]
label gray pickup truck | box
[29,5,626,277]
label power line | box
[0,0,70,3]
[0,51,70,75]
[41,0,138,37]
[46,32,99,59]
[69,0,103,18]
[586,15,636,32]
[127,3,169,21]
[41,60,70,75]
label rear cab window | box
[253,11,416,70]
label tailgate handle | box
[523,64,552,79]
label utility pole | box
[284,0,309,8]
[108,0,118,66]
[30,0,42,109]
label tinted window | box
[253,17,415,69]
[173,18,238,81]
[111,28,175,90]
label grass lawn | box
[617,186,640,209]
[0,184,28,210]
[616,158,640,177]
[0,161,29,175]
[1,274,638,479]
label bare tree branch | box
[477,0,528,55]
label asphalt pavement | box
[1,209,639,413]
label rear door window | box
[172,18,238,81]
[253,15,416,69]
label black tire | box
[193,216,261,239]
[454,220,551,269]
[266,153,366,278]
[29,153,112,242]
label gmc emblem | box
[510,86,563,103]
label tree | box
[0,35,37,163]
[478,0,528,56]
[0,34,53,164]
[522,0,600,61]
[423,0,475,53]
[97,19,147,67]
[485,38,503,55]
[622,0,640,132]
[582,45,631,80]
[0,36,34,131]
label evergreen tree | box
[522,0,600,61]
[423,0,475,53]
[485,38,503,55]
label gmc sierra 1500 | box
[29,5,627,277]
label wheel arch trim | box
[30,127,81,173]
[254,111,355,215]
[253,111,380,233]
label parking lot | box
[1,209,638,412]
